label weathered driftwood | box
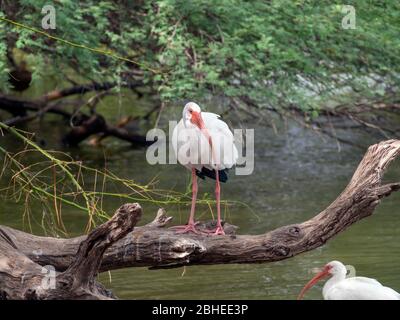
[0,139,399,299]
[0,203,142,299]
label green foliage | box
[0,12,9,92]
[1,0,400,115]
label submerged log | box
[0,139,399,299]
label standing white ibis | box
[171,102,238,235]
[298,260,400,300]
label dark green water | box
[0,101,399,300]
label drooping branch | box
[0,81,143,114]
[0,82,137,119]
[0,94,35,116]
[40,81,143,103]
[61,113,152,147]
[0,80,152,147]
[0,140,398,277]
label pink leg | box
[170,168,200,234]
[188,168,198,226]
[213,169,225,235]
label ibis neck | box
[322,271,347,299]
[183,118,197,129]
[183,118,191,128]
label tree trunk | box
[0,139,399,299]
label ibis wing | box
[202,112,239,170]
[172,119,210,169]
[172,112,239,172]
[325,278,400,300]
[351,277,382,286]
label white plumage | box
[170,102,238,235]
[172,111,238,171]
[299,261,400,300]
[324,275,400,300]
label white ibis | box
[171,102,238,235]
[298,260,400,300]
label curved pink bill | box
[297,267,330,300]
[190,111,205,129]
[191,111,213,147]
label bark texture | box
[0,203,142,299]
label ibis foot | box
[198,224,225,236]
[212,225,225,236]
[170,222,203,234]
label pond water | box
[0,99,399,300]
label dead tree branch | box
[0,203,142,300]
[0,80,151,147]
[2,140,400,269]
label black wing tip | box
[195,167,229,183]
